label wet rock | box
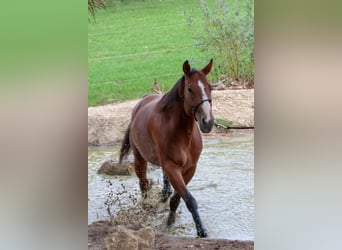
[102,225,155,250]
[98,160,134,175]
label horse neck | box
[167,96,196,136]
[158,76,196,135]
[175,101,195,134]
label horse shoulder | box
[186,125,202,161]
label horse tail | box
[119,123,131,164]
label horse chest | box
[162,135,202,168]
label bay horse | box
[119,59,214,237]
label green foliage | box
[88,0,214,106]
[187,0,254,83]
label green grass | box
[88,0,215,106]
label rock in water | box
[97,160,134,175]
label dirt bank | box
[88,222,254,250]
[88,89,254,146]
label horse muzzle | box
[194,100,214,133]
[198,116,214,133]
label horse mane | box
[158,76,184,112]
[158,69,198,112]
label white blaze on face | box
[198,80,211,122]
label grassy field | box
[88,0,215,106]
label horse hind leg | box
[167,192,180,226]
[161,173,173,202]
[132,148,149,198]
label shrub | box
[88,0,107,20]
[187,0,254,84]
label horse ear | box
[201,59,213,75]
[183,60,191,76]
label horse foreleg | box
[183,189,207,238]
[161,173,173,202]
[164,164,208,238]
[182,166,208,237]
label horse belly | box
[133,133,161,166]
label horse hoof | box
[141,192,148,199]
[167,212,176,226]
[197,229,208,238]
[160,193,171,203]
[160,196,168,203]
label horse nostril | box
[202,118,206,124]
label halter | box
[181,96,212,121]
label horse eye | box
[187,87,192,93]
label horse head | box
[181,59,214,133]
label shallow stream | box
[88,133,254,240]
